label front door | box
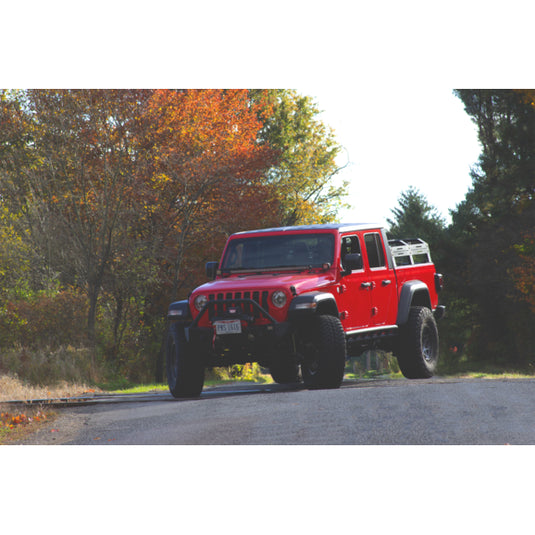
[338,234,372,330]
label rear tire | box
[397,306,439,379]
[166,323,204,398]
[301,315,346,389]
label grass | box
[100,368,535,394]
[450,371,535,380]
[0,374,101,402]
[105,383,169,394]
[105,374,274,395]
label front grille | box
[208,290,270,319]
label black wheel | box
[397,306,439,379]
[301,315,346,389]
[269,356,301,384]
[166,322,204,398]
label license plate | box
[214,320,242,335]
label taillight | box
[434,273,444,293]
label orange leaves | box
[0,409,48,430]
[11,414,26,425]
[137,89,280,294]
[515,89,535,108]
[145,89,275,173]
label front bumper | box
[184,297,291,366]
[186,322,291,365]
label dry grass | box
[0,374,102,444]
[0,345,100,388]
[0,374,102,402]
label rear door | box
[363,232,396,326]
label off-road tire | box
[166,322,204,398]
[301,315,346,389]
[397,306,439,379]
[269,356,301,384]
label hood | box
[191,270,336,297]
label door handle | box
[361,282,372,289]
[382,279,392,286]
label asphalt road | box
[14,377,535,445]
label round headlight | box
[194,294,208,312]
[271,290,287,309]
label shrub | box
[206,363,264,382]
[0,290,87,349]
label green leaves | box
[256,90,348,225]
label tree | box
[254,90,349,225]
[138,89,279,301]
[448,89,535,365]
[133,89,281,380]
[0,92,35,296]
[510,232,535,314]
[0,202,31,298]
[0,89,152,343]
[387,186,446,246]
[455,90,535,222]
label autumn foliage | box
[137,89,281,297]
[0,407,49,444]
[0,89,346,383]
[0,291,87,348]
[1,410,46,428]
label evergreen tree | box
[387,186,446,270]
[387,186,446,243]
[449,90,535,366]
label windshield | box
[221,233,335,272]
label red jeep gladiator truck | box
[166,223,445,397]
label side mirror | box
[205,261,219,279]
[342,253,363,274]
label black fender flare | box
[396,281,431,326]
[288,291,339,320]
[167,299,191,321]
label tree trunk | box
[87,283,100,347]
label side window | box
[364,233,386,268]
[341,235,361,260]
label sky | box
[302,87,482,228]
